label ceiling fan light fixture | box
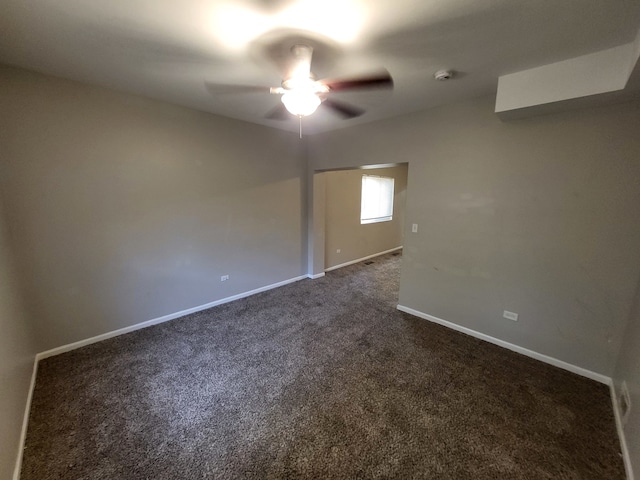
[281,91,321,116]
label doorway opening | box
[308,163,408,277]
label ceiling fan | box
[204,44,393,122]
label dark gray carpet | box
[22,252,625,479]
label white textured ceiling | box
[1,0,640,133]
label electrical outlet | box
[503,310,518,321]
[336,249,341,253]
[220,275,229,282]
[620,381,631,426]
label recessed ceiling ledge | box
[495,29,640,120]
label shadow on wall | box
[0,66,307,353]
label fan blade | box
[205,82,273,95]
[322,99,365,119]
[322,70,394,92]
[265,103,291,121]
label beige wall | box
[308,95,640,376]
[0,65,306,352]
[323,165,407,269]
[0,199,36,480]
[614,276,640,478]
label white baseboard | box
[307,272,325,279]
[15,274,309,477]
[610,382,635,480]
[13,357,38,480]
[325,246,402,272]
[401,305,633,478]
[37,274,308,361]
[396,305,611,385]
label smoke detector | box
[434,70,453,81]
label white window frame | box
[360,174,394,224]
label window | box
[360,175,394,224]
